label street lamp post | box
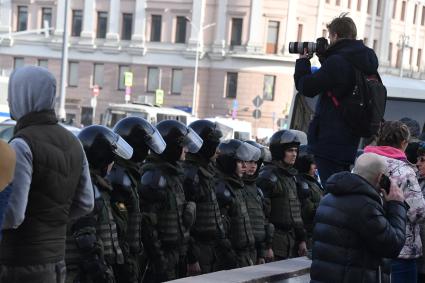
[58,0,70,121]
[398,34,411,78]
[186,18,215,117]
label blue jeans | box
[391,258,417,283]
[314,157,350,188]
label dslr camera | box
[289,37,329,56]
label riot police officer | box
[294,151,324,249]
[215,139,260,268]
[243,141,274,265]
[108,117,166,283]
[65,125,133,283]
[182,120,227,274]
[139,120,202,282]
[257,130,307,260]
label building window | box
[367,0,372,14]
[225,72,238,98]
[422,7,425,25]
[392,0,397,19]
[401,1,406,21]
[175,16,187,43]
[68,62,79,87]
[93,63,104,87]
[266,21,279,54]
[41,8,52,33]
[414,4,418,24]
[357,0,362,11]
[326,0,330,3]
[263,75,276,101]
[171,69,183,94]
[38,59,48,69]
[409,47,413,65]
[336,0,341,6]
[230,18,243,47]
[150,15,162,42]
[72,10,83,36]
[322,29,327,37]
[297,24,303,42]
[388,42,393,63]
[373,39,378,50]
[376,0,382,16]
[147,67,160,92]
[122,13,133,40]
[14,57,24,69]
[417,48,422,68]
[396,49,401,68]
[118,65,130,90]
[348,0,352,9]
[97,12,108,39]
[17,6,28,31]
[364,37,368,45]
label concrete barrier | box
[167,257,312,283]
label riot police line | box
[65,117,323,283]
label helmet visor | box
[235,142,261,162]
[280,130,300,144]
[183,127,203,153]
[113,135,134,160]
[145,125,167,154]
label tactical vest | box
[142,158,189,247]
[265,164,303,231]
[217,175,255,251]
[183,158,224,240]
[109,161,143,255]
[244,180,266,244]
[0,110,83,265]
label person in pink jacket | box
[365,121,425,283]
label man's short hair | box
[327,13,357,39]
[352,153,386,185]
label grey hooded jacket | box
[2,66,93,230]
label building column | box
[315,0,325,39]
[132,0,146,43]
[212,0,227,53]
[188,0,206,47]
[246,0,263,53]
[379,0,393,64]
[0,0,12,34]
[106,0,120,41]
[80,0,96,39]
[368,0,378,48]
[283,0,298,56]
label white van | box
[102,103,193,128]
[289,74,425,133]
[205,117,252,140]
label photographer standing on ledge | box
[293,14,379,185]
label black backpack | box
[329,67,387,138]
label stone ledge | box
[167,257,311,283]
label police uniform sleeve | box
[256,169,278,219]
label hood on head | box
[8,66,56,120]
[364,145,407,161]
[326,171,381,202]
[326,39,379,74]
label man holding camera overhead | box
[293,14,379,185]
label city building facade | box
[0,0,424,134]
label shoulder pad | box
[107,165,132,189]
[258,167,278,183]
[215,181,233,204]
[183,165,200,184]
[141,169,167,189]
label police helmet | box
[269,130,300,161]
[156,120,203,162]
[78,125,133,172]
[216,139,261,175]
[189,120,223,159]
[113,117,166,162]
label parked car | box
[0,120,81,142]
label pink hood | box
[364,146,407,160]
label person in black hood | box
[310,152,407,283]
[294,14,379,185]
